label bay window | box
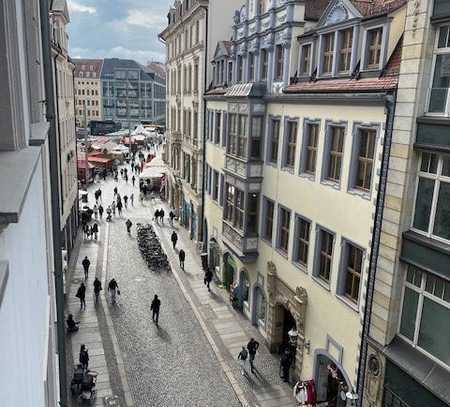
[412,152,450,241]
[428,25,450,114]
[224,184,244,230]
[247,193,259,235]
[399,266,450,367]
[228,113,247,158]
[250,117,263,159]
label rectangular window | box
[250,117,262,159]
[275,45,284,81]
[277,207,291,253]
[248,53,255,82]
[237,55,243,82]
[318,229,334,283]
[224,184,244,230]
[247,193,259,235]
[366,27,383,69]
[354,128,376,191]
[413,152,450,241]
[300,44,312,76]
[303,123,319,174]
[326,126,345,182]
[228,61,233,84]
[268,118,280,164]
[399,266,450,366]
[322,33,335,75]
[228,114,247,158]
[339,28,353,73]
[294,217,310,266]
[215,112,221,144]
[343,244,363,303]
[212,170,219,201]
[219,174,225,206]
[261,49,268,81]
[263,198,274,241]
[284,120,297,168]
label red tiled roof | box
[351,0,407,18]
[73,59,103,77]
[305,0,331,20]
[285,36,402,94]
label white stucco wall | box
[0,159,53,407]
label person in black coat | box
[247,338,260,374]
[67,314,79,333]
[204,268,213,292]
[76,282,86,310]
[93,278,102,304]
[150,295,161,324]
[178,249,185,270]
[79,344,89,370]
[280,348,293,382]
[171,231,178,250]
[82,256,90,280]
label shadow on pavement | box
[155,325,172,343]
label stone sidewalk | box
[149,199,295,407]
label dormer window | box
[261,49,268,81]
[275,44,284,81]
[366,27,383,69]
[338,28,353,73]
[322,33,335,75]
[299,44,312,76]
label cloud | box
[68,0,96,14]
[125,9,165,29]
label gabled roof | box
[51,0,70,22]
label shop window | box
[399,266,450,366]
[412,152,450,242]
[250,117,263,159]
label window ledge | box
[265,161,279,169]
[0,262,9,309]
[275,248,289,259]
[299,172,316,182]
[347,187,371,200]
[335,294,359,313]
[261,237,273,247]
[0,147,42,226]
[320,179,341,191]
[312,275,331,292]
[281,166,295,174]
[292,261,308,274]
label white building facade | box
[0,0,61,405]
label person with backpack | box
[82,256,90,280]
[93,278,102,305]
[247,338,260,374]
[150,294,161,324]
[126,219,133,234]
[76,282,86,310]
[238,346,248,376]
[171,231,178,250]
[178,249,186,270]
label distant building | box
[73,58,104,127]
[101,58,166,129]
[146,61,166,80]
[51,0,79,256]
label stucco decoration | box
[325,4,348,25]
[239,5,247,22]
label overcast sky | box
[67,0,170,64]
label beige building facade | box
[73,59,103,128]
[204,0,408,403]
[50,0,79,255]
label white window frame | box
[411,152,450,244]
[360,23,388,72]
[426,24,450,117]
[398,266,450,370]
[298,41,314,77]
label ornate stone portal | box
[266,261,307,381]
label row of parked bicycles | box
[137,223,170,271]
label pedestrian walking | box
[120,168,124,178]
[247,338,260,374]
[280,348,293,383]
[204,268,213,292]
[98,205,104,220]
[159,209,165,225]
[114,186,118,196]
[97,188,102,203]
[79,345,89,370]
[238,346,249,376]
[132,175,136,186]
[171,231,178,250]
[76,282,86,310]
[154,209,160,224]
[82,256,90,280]
[178,249,185,270]
[126,219,132,234]
[130,193,134,206]
[150,294,161,324]
[91,222,99,240]
[123,195,128,208]
[103,170,107,181]
[93,204,98,220]
[111,200,116,216]
[169,210,175,227]
[117,200,123,217]
[106,206,112,222]
[139,192,144,203]
[108,278,119,304]
[83,223,89,239]
[125,174,128,183]
[93,278,102,304]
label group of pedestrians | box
[238,338,260,376]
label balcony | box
[222,221,258,263]
[225,155,263,180]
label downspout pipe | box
[356,91,397,405]
[39,0,68,405]
[199,4,209,245]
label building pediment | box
[318,0,362,28]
